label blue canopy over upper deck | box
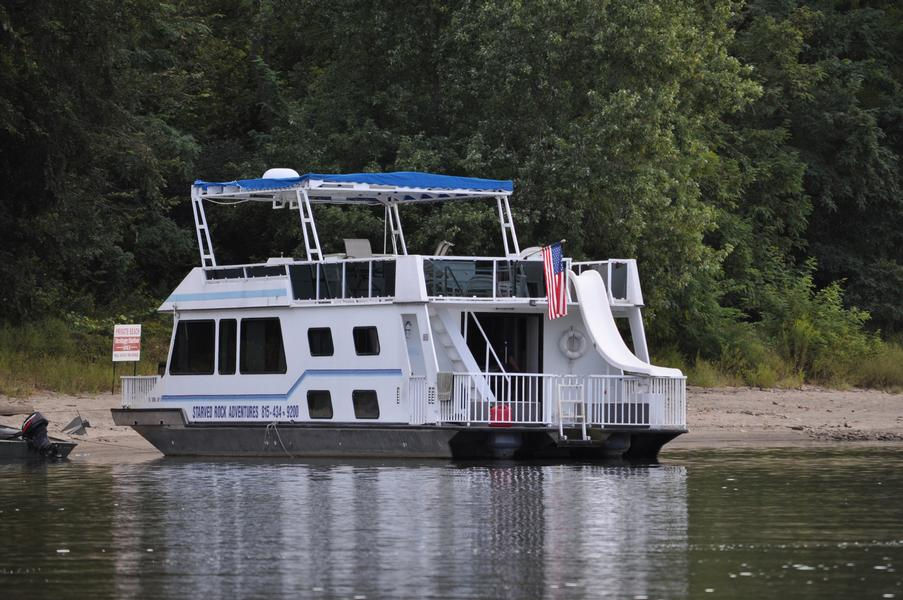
[194,171,513,204]
[190,169,520,264]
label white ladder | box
[295,189,322,262]
[496,195,520,258]
[191,188,216,267]
[558,383,588,441]
[386,203,408,255]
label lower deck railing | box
[121,372,685,430]
[432,373,685,429]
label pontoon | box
[112,170,686,459]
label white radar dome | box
[262,168,300,179]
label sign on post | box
[113,324,142,362]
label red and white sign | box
[113,324,142,362]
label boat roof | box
[194,171,513,205]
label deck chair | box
[344,238,372,259]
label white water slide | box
[569,270,683,378]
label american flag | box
[542,242,567,319]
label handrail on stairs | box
[466,311,511,386]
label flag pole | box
[522,239,566,259]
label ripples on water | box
[0,448,900,599]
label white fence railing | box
[432,373,685,429]
[121,376,161,408]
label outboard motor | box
[21,412,60,458]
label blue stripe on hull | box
[166,288,287,302]
[161,368,404,402]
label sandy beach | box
[1,386,901,463]
[664,386,903,454]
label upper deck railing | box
[203,257,397,303]
[287,258,396,301]
[195,255,641,306]
[423,257,556,301]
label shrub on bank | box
[0,315,170,397]
[853,343,903,392]
[757,266,878,385]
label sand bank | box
[665,386,903,454]
[1,386,901,463]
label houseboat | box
[112,170,686,460]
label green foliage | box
[0,0,197,321]
[854,343,903,391]
[1,0,900,392]
[758,262,878,383]
[687,358,742,388]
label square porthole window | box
[307,328,334,357]
[307,390,333,419]
[352,390,380,419]
[353,326,380,355]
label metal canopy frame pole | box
[296,189,323,262]
[385,202,408,255]
[191,187,216,267]
[496,195,520,258]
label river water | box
[1,447,901,599]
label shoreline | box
[2,386,901,464]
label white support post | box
[386,203,408,255]
[496,195,520,258]
[191,187,216,268]
[295,189,323,262]
[386,203,398,254]
[627,307,651,363]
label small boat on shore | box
[113,170,686,460]
[0,413,76,460]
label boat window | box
[289,264,317,300]
[317,263,342,299]
[307,390,333,419]
[353,326,380,355]
[307,328,334,357]
[169,320,215,375]
[352,390,380,419]
[345,262,370,298]
[205,267,245,280]
[245,265,286,278]
[240,318,287,374]
[218,319,237,374]
[370,260,396,297]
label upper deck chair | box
[344,238,373,259]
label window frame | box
[352,389,380,419]
[352,326,380,356]
[169,319,216,376]
[239,317,288,375]
[218,318,237,375]
[307,327,335,357]
[306,390,334,420]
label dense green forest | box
[1,0,901,391]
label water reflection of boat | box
[109,461,688,598]
[113,170,686,460]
